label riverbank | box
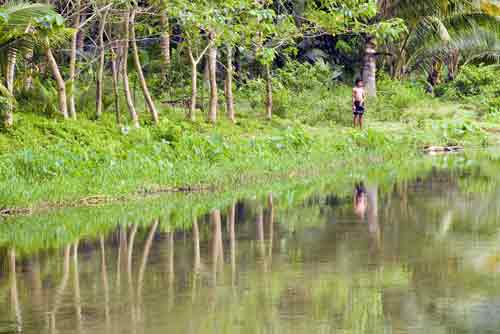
[0,87,498,213]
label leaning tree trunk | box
[208,32,218,124]
[46,47,69,119]
[96,7,110,120]
[130,8,159,124]
[68,0,81,120]
[122,9,140,128]
[159,12,171,73]
[362,37,377,97]
[265,64,273,120]
[225,45,235,122]
[4,53,16,127]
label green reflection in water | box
[0,151,500,333]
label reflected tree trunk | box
[50,246,71,334]
[267,193,274,260]
[167,231,175,311]
[117,225,128,291]
[256,206,265,260]
[211,209,222,286]
[28,254,43,311]
[192,217,200,303]
[228,202,236,287]
[100,236,111,330]
[193,217,201,273]
[127,224,138,329]
[367,185,380,251]
[9,249,22,333]
[72,241,82,333]
[137,220,159,322]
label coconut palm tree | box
[0,2,64,127]
[380,0,500,85]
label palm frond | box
[407,26,500,73]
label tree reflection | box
[49,246,71,334]
[99,236,110,331]
[8,248,22,333]
[72,241,82,333]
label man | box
[352,78,366,129]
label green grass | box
[0,78,497,210]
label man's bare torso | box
[353,87,365,103]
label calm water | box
[1,156,500,333]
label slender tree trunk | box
[362,37,377,97]
[160,12,171,73]
[225,45,235,122]
[110,43,121,124]
[4,53,16,127]
[188,48,198,121]
[122,9,139,128]
[96,7,110,120]
[68,0,81,120]
[130,8,159,124]
[46,47,69,119]
[208,32,218,124]
[265,64,273,120]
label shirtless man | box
[352,79,366,129]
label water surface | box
[1,154,500,334]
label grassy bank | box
[0,76,498,211]
[3,149,497,255]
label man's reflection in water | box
[354,182,381,250]
[354,182,368,218]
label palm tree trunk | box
[68,0,81,120]
[225,45,235,122]
[122,9,139,128]
[130,8,159,124]
[160,12,171,73]
[46,47,69,119]
[362,37,377,97]
[24,49,34,91]
[4,52,16,127]
[208,32,218,124]
[96,6,110,120]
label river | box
[1,152,500,334]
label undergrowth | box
[0,62,497,209]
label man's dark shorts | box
[354,101,365,115]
